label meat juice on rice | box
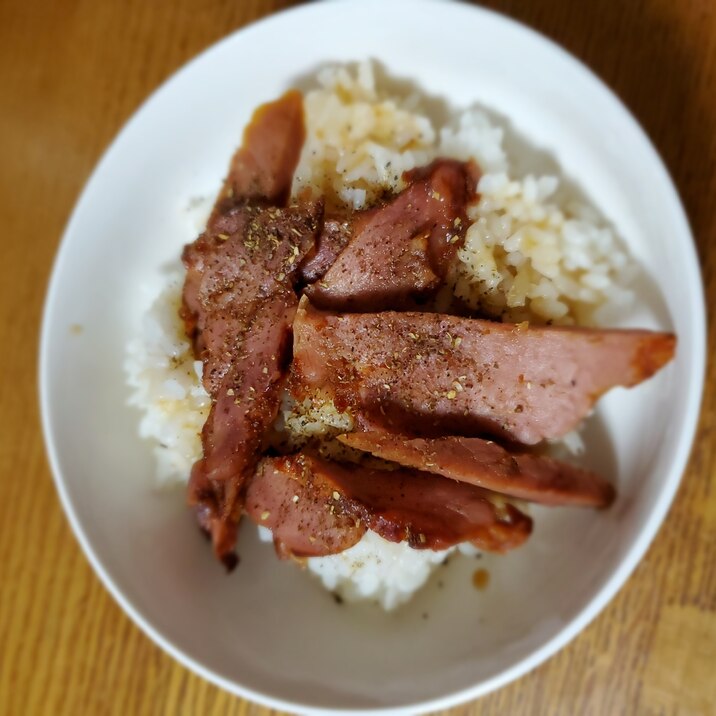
[125,61,634,610]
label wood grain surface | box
[1,0,714,714]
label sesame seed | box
[260,511,270,521]
[292,495,299,503]
[332,491,340,500]
[446,390,457,400]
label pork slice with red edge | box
[208,89,305,225]
[338,432,615,508]
[291,297,676,445]
[183,207,321,567]
[305,159,478,311]
[181,87,324,567]
[182,204,320,376]
[244,453,532,557]
[245,454,367,559]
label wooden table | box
[2,1,714,713]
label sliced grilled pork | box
[208,90,305,226]
[182,204,319,364]
[245,453,532,557]
[184,206,320,566]
[305,160,478,311]
[181,90,318,567]
[245,455,367,559]
[292,298,676,445]
[338,432,615,507]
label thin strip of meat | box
[305,159,478,311]
[181,91,318,567]
[208,90,305,226]
[184,206,320,566]
[190,290,297,563]
[292,297,676,445]
[338,432,615,508]
[245,453,532,557]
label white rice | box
[259,526,456,610]
[125,274,209,485]
[293,61,633,326]
[125,61,634,610]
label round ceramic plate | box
[40,0,705,713]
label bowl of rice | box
[40,0,705,713]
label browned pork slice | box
[403,160,479,274]
[338,432,615,507]
[182,204,320,366]
[245,453,532,558]
[183,205,321,566]
[292,298,677,445]
[298,216,353,284]
[208,90,305,226]
[181,90,318,566]
[305,159,478,311]
[189,290,298,566]
[245,454,367,559]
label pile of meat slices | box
[180,91,677,569]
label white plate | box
[40,0,705,713]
